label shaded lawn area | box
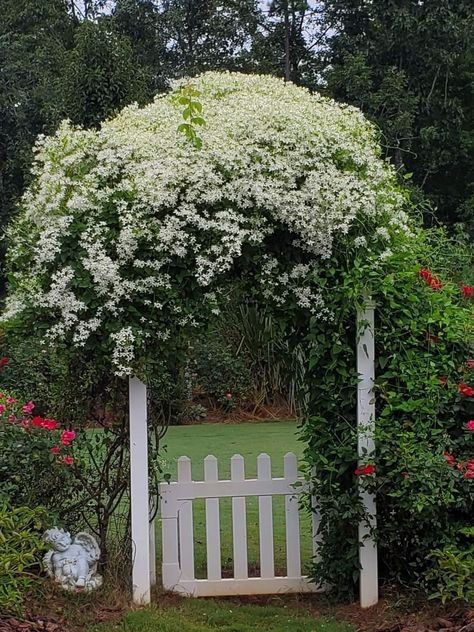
[154,421,313,579]
[88,598,352,632]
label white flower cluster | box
[3,72,412,374]
[110,327,136,376]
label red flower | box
[6,397,16,405]
[355,464,375,476]
[459,383,474,397]
[50,446,60,454]
[467,459,474,470]
[466,420,474,432]
[0,358,9,368]
[20,419,29,429]
[467,361,474,369]
[63,455,74,465]
[428,278,443,291]
[0,405,5,414]
[461,284,473,298]
[419,268,433,281]
[31,416,44,427]
[419,268,443,290]
[443,451,455,467]
[464,470,474,479]
[60,430,76,446]
[43,418,59,431]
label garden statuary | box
[43,527,103,591]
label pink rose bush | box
[0,393,76,463]
[0,383,78,508]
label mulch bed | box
[189,399,296,424]
[0,617,66,632]
[2,593,473,632]
[335,605,474,632]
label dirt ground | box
[2,588,473,632]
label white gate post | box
[356,298,378,608]
[129,376,151,604]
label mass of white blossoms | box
[3,72,413,375]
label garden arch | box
[128,298,378,607]
[3,71,414,611]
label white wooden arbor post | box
[356,297,378,608]
[129,376,153,604]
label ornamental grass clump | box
[2,72,412,377]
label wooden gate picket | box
[158,452,322,597]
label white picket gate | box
[158,452,322,597]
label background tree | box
[323,0,474,228]
[61,20,150,128]
[157,0,261,76]
[112,0,169,95]
[0,0,74,235]
[251,1,326,88]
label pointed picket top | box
[177,456,192,482]
[231,454,245,481]
[257,453,272,480]
[284,452,298,480]
[204,454,219,481]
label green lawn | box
[88,598,352,632]
[154,421,313,579]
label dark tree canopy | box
[324,0,474,228]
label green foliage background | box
[300,229,474,599]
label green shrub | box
[0,504,47,615]
[427,528,474,604]
[191,336,252,410]
[302,229,474,600]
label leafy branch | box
[174,84,205,149]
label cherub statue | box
[43,527,103,591]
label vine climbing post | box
[129,376,151,604]
[356,297,378,608]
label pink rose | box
[43,419,59,431]
[22,401,35,414]
[60,430,76,446]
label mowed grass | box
[88,598,352,632]
[154,421,313,579]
